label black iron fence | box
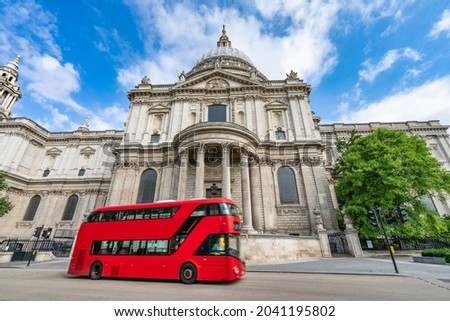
[328,233,349,254]
[1,238,74,259]
[360,237,450,251]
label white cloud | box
[119,0,341,88]
[23,54,85,112]
[428,9,450,38]
[35,105,78,132]
[359,48,421,82]
[345,0,414,24]
[342,76,450,126]
[89,105,128,131]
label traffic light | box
[33,226,43,238]
[41,228,52,238]
[396,206,409,223]
[384,210,396,224]
[367,209,379,227]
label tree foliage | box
[0,171,13,218]
[335,128,450,238]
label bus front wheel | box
[180,263,197,284]
[89,261,103,280]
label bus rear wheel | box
[89,261,103,280]
[180,263,197,284]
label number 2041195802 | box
[255,305,336,317]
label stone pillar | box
[241,152,254,232]
[314,208,332,258]
[250,163,262,231]
[159,162,173,200]
[177,149,188,200]
[194,145,205,198]
[221,144,231,198]
[344,214,364,257]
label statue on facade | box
[286,70,298,79]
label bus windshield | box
[220,203,240,216]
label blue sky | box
[1,0,449,132]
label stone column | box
[241,152,254,232]
[221,144,231,198]
[177,149,188,200]
[194,145,205,198]
[159,161,174,200]
[250,163,262,231]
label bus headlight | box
[233,266,240,275]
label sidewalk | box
[1,255,449,282]
[246,255,450,281]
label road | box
[0,260,449,300]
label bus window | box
[117,241,130,254]
[155,240,168,253]
[209,203,220,215]
[92,240,112,255]
[100,211,119,221]
[211,235,225,254]
[86,212,99,222]
[146,240,157,254]
[220,203,240,216]
[227,234,240,258]
[195,234,226,256]
[123,210,135,220]
[130,240,146,255]
[191,205,207,217]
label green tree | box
[0,171,13,218]
[335,128,450,238]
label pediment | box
[173,70,260,90]
[264,100,288,110]
[46,147,62,156]
[80,146,96,156]
[148,103,171,114]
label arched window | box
[78,168,85,176]
[62,194,79,221]
[42,169,50,177]
[277,167,299,204]
[137,169,157,203]
[23,195,41,221]
[208,104,226,122]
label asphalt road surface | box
[0,261,449,301]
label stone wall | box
[241,234,322,263]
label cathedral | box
[1,27,450,262]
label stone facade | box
[1,28,450,261]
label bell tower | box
[0,55,21,120]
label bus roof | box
[92,197,235,213]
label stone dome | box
[197,46,254,66]
[196,25,254,66]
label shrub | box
[421,249,450,263]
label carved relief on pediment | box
[205,78,229,89]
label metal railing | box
[1,238,74,258]
[360,237,450,251]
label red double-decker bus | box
[67,198,245,284]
